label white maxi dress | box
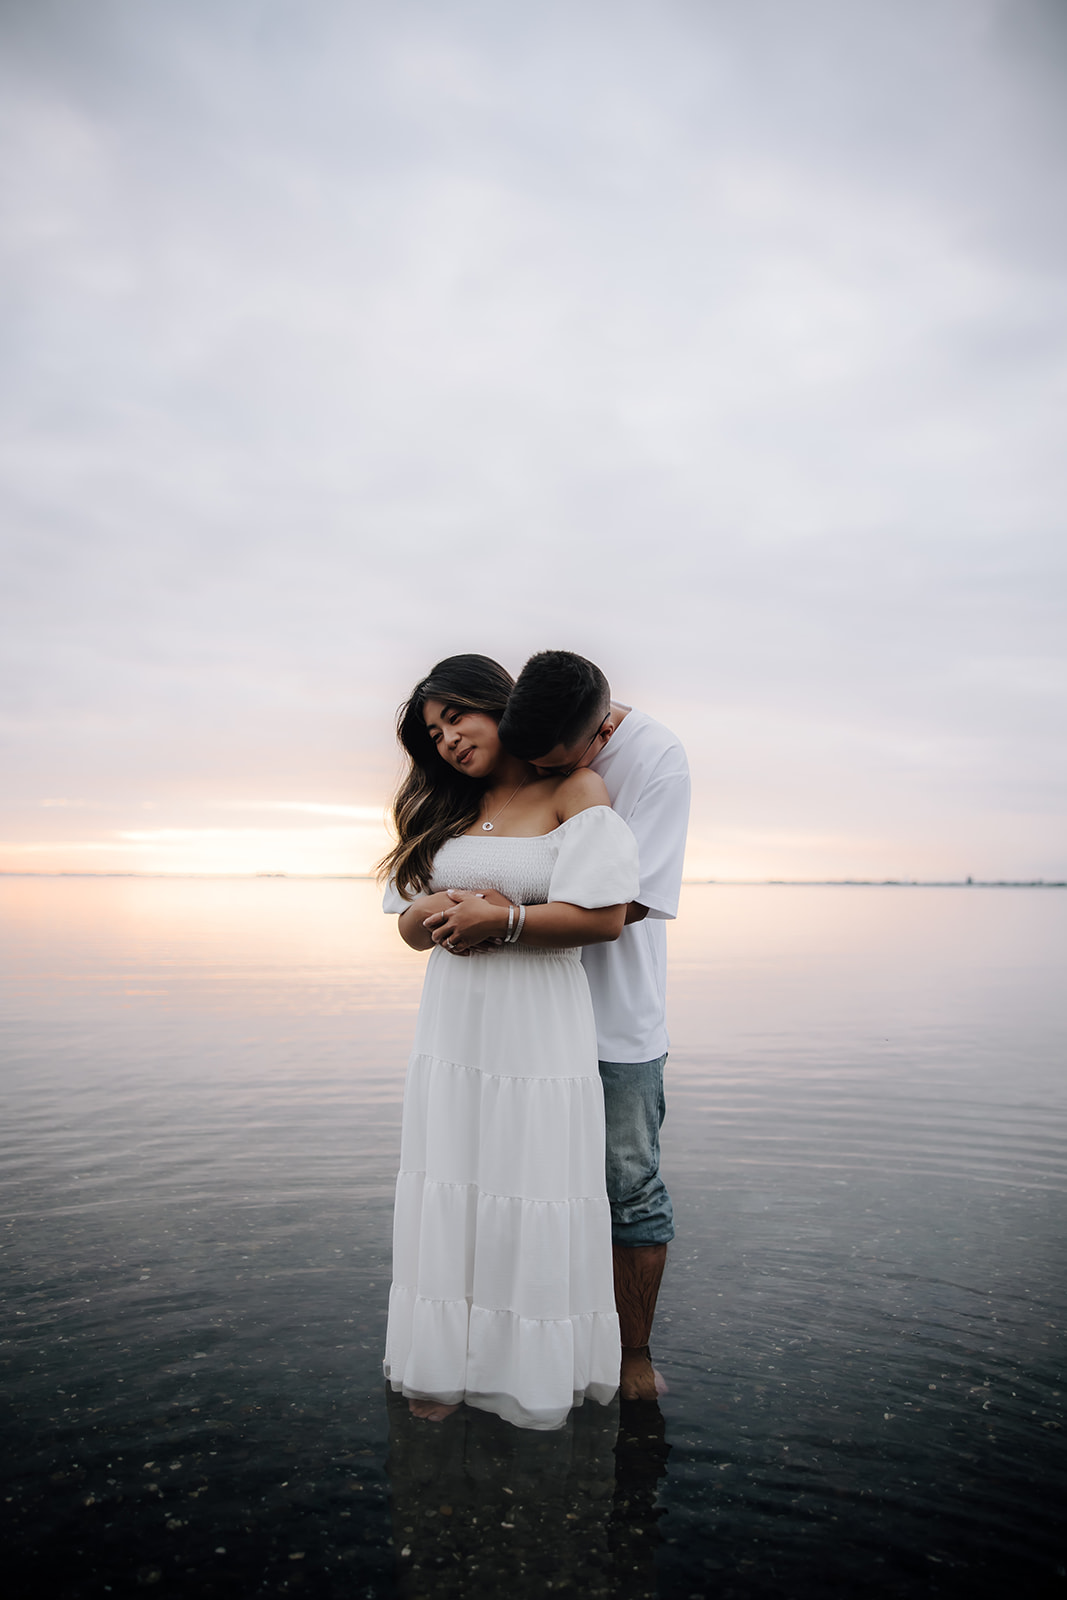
[383,804,640,1430]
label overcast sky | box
[2,0,1065,879]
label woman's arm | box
[512,900,626,947]
[561,769,646,924]
[427,891,625,952]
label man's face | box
[529,716,612,778]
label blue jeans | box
[599,1054,675,1247]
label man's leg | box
[599,1055,673,1402]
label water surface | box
[1,878,1064,1597]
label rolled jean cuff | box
[599,1054,675,1247]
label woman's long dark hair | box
[377,654,515,898]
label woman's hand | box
[424,889,511,955]
[398,890,466,952]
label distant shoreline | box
[0,872,1063,888]
[688,879,1067,888]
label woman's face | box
[422,699,502,780]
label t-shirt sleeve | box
[547,806,641,908]
[626,759,691,921]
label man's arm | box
[619,756,691,921]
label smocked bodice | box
[383,804,640,919]
[429,832,555,906]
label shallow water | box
[1,877,1065,1598]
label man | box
[498,650,690,1402]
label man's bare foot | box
[620,1345,668,1402]
[408,1398,460,1422]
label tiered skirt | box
[384,944,620,1430]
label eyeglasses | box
[538,719,608,778]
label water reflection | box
[2,878,1065,1597]
[386,1389,668,1599]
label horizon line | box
[0,872,1063,889]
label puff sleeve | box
[382,878,412,913]
[546,806,640,909]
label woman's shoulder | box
[554,767,612,821]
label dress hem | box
[387,1378,619,1433]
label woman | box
[380,654,640,1430]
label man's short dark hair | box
[498,650,611,761]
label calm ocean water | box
[1,877,1064,1599]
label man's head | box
[498,650,613,775]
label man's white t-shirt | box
[583,708,690,1064]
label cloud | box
[0,823,390,876]
[213,801,386,821]
[0,0,1064,876]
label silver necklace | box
[481,776,529,831]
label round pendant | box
[482,820,494,831]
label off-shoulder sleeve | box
[382,877,412,913]
[547,805,641,908]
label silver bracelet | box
[505,903,516,941]
[510,903,527,944]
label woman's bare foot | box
[620,1345,668,1402]
[408,1398,460,1422]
